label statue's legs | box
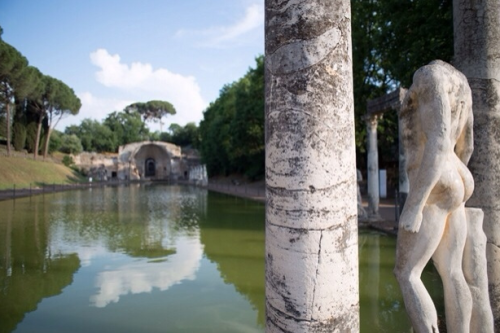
[433,205,472,333]
[394,205,448,333]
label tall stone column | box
[398,116,409,214]
[366,114,381,220]
[265,0,359,332]
[453,0,500,327]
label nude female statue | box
[394,60,475,333]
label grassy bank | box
[0,154,85,190]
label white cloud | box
[87,48,207,130]
[175,3,264,48]
[57,92,132,130]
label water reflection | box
[359,230,445,332]
[199,194,265,326]
[90,236,203,307]
[0,185,445,333]
[0,199,81,333]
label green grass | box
[0,154,86,190]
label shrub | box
[62,155,74,167]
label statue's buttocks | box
[428,154,474,210]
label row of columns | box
[365,90,409,222]
[188,165,208,187]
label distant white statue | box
[357,169,367,220]
[394,60,493,332]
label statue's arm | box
[400,90,450,233]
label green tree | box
[0,39,34,155]
[62,154,74,167]
[65,119,116,152]
[124,100,176,132]
[350,0,453,169]
[199,82,239,176]
[103,110,148,148]
[25,122,38,153]
[41,80,81,158]
[351,0,391,156]
[47,129,62,154]
[229,56,264,180]
[59,133,83,155]
[167,122,200,148]
[376,0,453,88]
[12,121,26,151]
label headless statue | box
[394,60,493,332]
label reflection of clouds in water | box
[77,246,109,267]
[90,236,203,308]
[50,243,109,267]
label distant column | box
[366,114,381,220]
[454,0,500,326]
[398,115,409,213]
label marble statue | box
[394,60,493,332]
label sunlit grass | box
[0,153,85,190]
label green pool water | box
[0,184,443,332]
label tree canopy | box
[351,0,453,169]
[0,39,33,155]
[0,26,80,158]
[124,100,176,132]
[199,56,264,180]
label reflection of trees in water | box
[47,185,208,259]
[198,193,266,327]
[358,231,444,332]
[0,199,80,333]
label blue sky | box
[0,0,264,132]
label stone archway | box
[145,158,156,177]
[130,143,171,180]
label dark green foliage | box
[376,0,453,88]
[62,155,74,167]
[59,134,83,155]
[159,131,172,142]
[103,110,149,149]
[166,122,200,148]
[12,122,26,151]
[65,110,149,153]
[199,56,264,179]
[65,119,117,153]
[350,0,453,169]
[0,26,80,158]
[25,122,38,153]
[0,38,32,154]
[0,113,7,138]
[229,56,264,180]
[48,130,62,154]
[124,100,176,130]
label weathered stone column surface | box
[463,208,494,333]
[454,0,500,326]
[265,1,359,332]
[366,114,380,219]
